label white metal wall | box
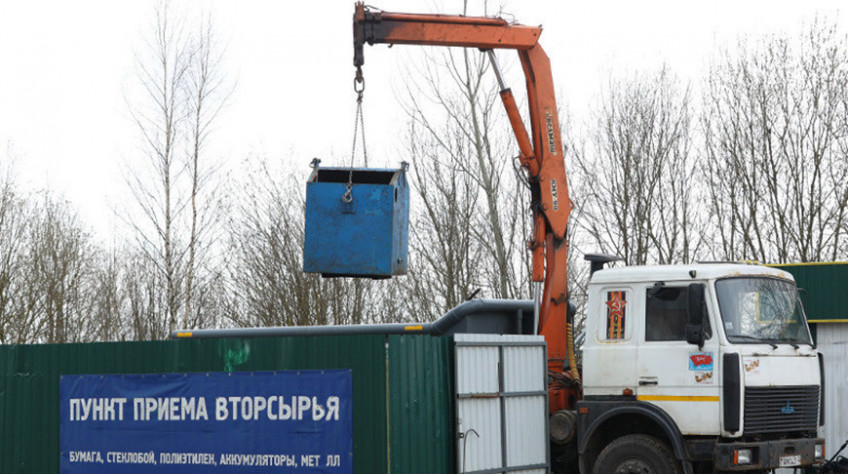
[454,334,547,474]
[774,324,847,474]
[817,324,848,455]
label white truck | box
[572,261,825,473]
[351,6,824,472]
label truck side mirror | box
[686,283,706,347]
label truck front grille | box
[743,385,819,434]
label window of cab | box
[645,285,711,342]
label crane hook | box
[354,66,365,97]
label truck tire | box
[591,434,682,474]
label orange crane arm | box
[353,3,578,411]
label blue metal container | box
[304,165,409,277]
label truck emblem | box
[605,291,627,340]
[690,354,713,367]
[781,402,795,415]
[689,352,714,371]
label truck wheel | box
[591,434,682,474]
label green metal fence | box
[0,334,453,473]
[388,334,454,474]
[771,262,848,323]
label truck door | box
[635,284,720,435]
[582,285,639,396]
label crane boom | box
[353,3,578,412]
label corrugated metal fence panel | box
[503,342,547,473]
[0,335,389,474]
[504,396,547,470]
[503,345,545,392]
[455,335,503,473]
[457,398,502,472]
[455,343,499,394]
[817,324,848,454]
[387,334,454,474]
[771,262,848,322]
[453,334,547,474]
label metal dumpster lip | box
[308,167,402,186]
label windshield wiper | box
[781,338,813,348]
[730,335,813,349]
[729,335,777,349]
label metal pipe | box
[486,49,507,91]
[380,12,509,27]
[429,299,532,334]
[172,323,429,339]
[171,299,533,339]
[533,282,541,335]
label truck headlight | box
[735,448,753,465]
[816,443,825,460]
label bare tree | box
[397,4,531,320]
[123,248,170,340]
[127,1,189,334]
[182,14,229,330]
[0,151,99,343]
[703,21,848,262]
[0,150,31,344]
[558,110,593,337]
[573,67,699,265]
[28,193,96,343]
[224,159,379,328]
[402,118,485,316]
[126,1,229,336]
[85,245,127,341]
[0,178,100,343]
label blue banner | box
[60,370,352,473]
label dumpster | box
[304,165,409,278]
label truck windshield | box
[715,277,812,345]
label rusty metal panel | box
[0,335,389,473]
[387,334,454,474]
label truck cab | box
[577,263,825,473]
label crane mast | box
[353,3,578,412]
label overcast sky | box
[0,0,843,237]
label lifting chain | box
[343,66,368,204]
